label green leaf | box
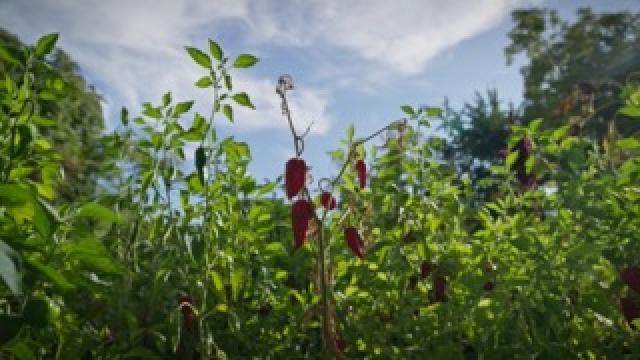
[162,91,171,107]
[185,46,212,69]
[34,33,59,57]
[12,125,32,158]
[528,118,543,132]
[232,54,259,68]
[0,241,21,295]
[616,137,640,150]
[224,74,232,91]
[232,92,255,109]
[173,100,194,117]
[401,105,415,117]
[425,106,443,117]
[195,76,213,88]
[210,271,224,294]
[0,45,21,67]
[619,105,640,118]
[223,104,233,122]
[143,103,162,119]
[525,155,535,173]
[25,256,75,291]
[75,203,121,223]
[120,107,128,126]
[63,239,124,275]
[195,146,206,186]
[506,151,519,169]
[208,39,223,61]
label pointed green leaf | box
[173,100,194,117]
[195,76,213,88]
[231,92,255,109]
[185,46,211,69]
[120,107,128,126]
[195,146,206,186]
[232,54,259,68]
[34,33,59,57]
[75,203,121,223]
[224,74,232,91]
[401,105,415,117]
[223,104,233,123]
[162,91,172,107]
[208,39,223,61]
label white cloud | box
[0,0,527,133]
[242,0,527,75]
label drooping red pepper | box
[420,261,433,279]
[178,295,195,332]
[292,199,312,250]
[433,275,447,303]
[285,158,307,199]
[621,266,640,294]
[334,335,346,353]
[344,226,365,258]
[320,191,336,210]
[355,159,366,189]
[620,297,639,325]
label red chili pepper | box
[320,191,336,210]
[620,297,639,325]
[285,158,307,199]
[420,261,433,279]
[344,227,365,258]
[292,199,312,250]
[433,276,447,303]
[621,266,640,294]
[355,159,366,189]
[334,335,346,353]
[178,296,195,332]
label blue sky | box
[1,0,639,185]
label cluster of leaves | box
[1,10,640,358]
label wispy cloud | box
[0,0,526,134]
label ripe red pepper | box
[344,226,365,258]
[292,199,312,249]
[621,266,640,294]
[178,295,195,332]
[420,261,433,279]
[620,297,639,325]
[433,275,447,303]
[334,336,346,353]
[320,191,336,210]
[285,158,307,199]
[355,159,366,189]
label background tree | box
[0,29,107,202]
[506,8,640,137]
